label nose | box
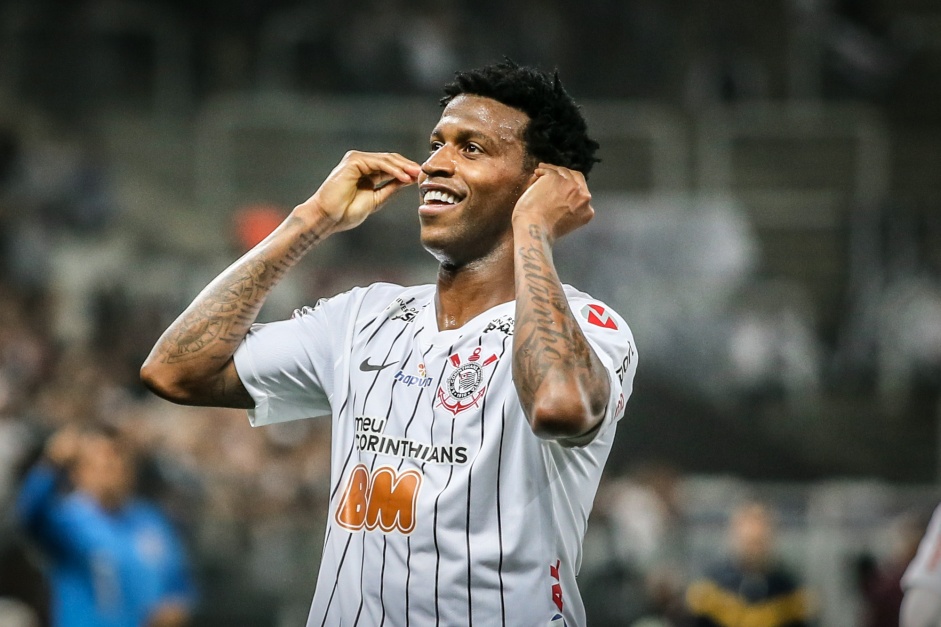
[421,144,456,177]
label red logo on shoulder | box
[581,304,618,330]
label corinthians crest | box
[437,347,499,416]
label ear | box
[511,171,539,203]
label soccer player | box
[901,504,941,627]
[141,60,637,626]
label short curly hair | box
[441,59,600,177]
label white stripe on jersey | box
[233,282,637,627]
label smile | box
[422,190,460,205]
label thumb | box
[373,178,413,207]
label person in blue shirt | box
[16,424,196,627]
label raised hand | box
[510,163,609,442]
[142,150,419,408]
[511,163,593,242]
[298,151,421,232]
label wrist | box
[512,213,553,243]
[289,201,341,239]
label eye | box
[429,140,443,153]
[465,143,483,154]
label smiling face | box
[418,94,534,267]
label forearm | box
[512,219,609,439]
[141,210,336,406]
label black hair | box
[441,59,600,177]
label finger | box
[386,153,422,178]
[372,153,421,182]
[370,168,418,190]
[536,163,566,174]
[373,178,413,207]
[359,154,421,183]
[538,163,585,183]
[534,165,570,181]
[341,151,408,176]
[523,171,542,188]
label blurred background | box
[0,0,939,625]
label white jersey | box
[904,504,941,594]
[233,282,637,627]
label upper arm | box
[206,358,254,408]
[564,298,637,443]
[142,356,253,409]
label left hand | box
[512,163,594,242]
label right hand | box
[45,426,82,468]
[297,151,421,232]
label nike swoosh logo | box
[359,359,397,372]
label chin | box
[420,227,456,261]
[420,239,458,266]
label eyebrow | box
[429,128,494,145]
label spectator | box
[16,425,196,627]
[686,501,814,627]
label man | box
[686,501,814,627]
[16,426,196,627]
[900,504,941,627]
[141,60,637,626]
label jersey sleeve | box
[233,290,357,426]
[569,297,638,438]
[16,464,102,562]
[903,504,941,594]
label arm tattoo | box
[156,216,327,368]
[513,223,607,416]
[160,260,269,364]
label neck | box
[435,240,515,330]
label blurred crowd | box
[0,121,334,627]
[2,0,922,115]
[1,0,941,624]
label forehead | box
[433,94,530,143]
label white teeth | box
[423,190,458,205]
